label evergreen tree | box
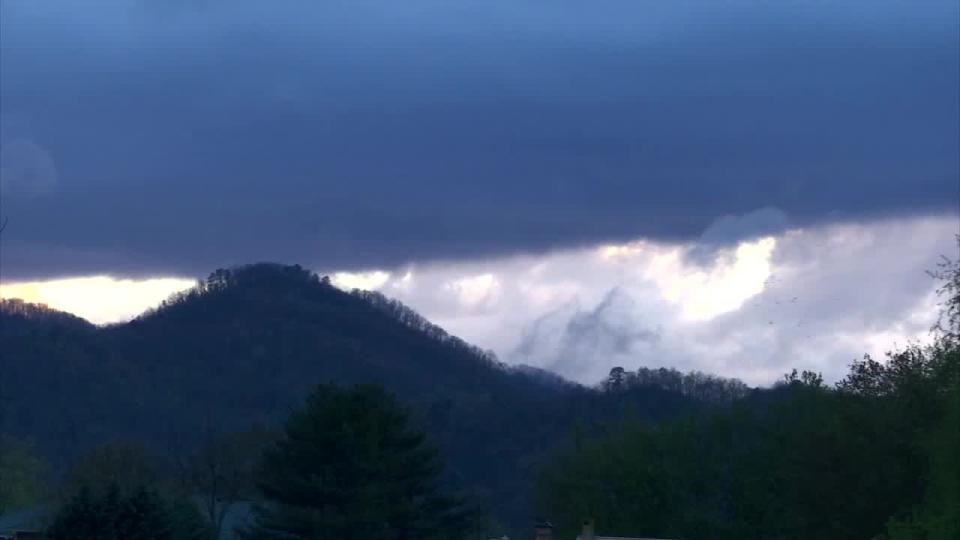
[243,384,473,540]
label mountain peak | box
[202,263,329,292]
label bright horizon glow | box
[0,275,195,325]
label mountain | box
[0,263,722,527]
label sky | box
[1,1,958,385]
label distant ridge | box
[1,298,92,327]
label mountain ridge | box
[0,262,735,526]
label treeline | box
[602,366,750,404]
[351,289,502,369]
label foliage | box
[879,338,960,539]
[242,384,475,540]
[65,440,163,499]
[929,239,960,340]
[0,435,46,516]
[602,365,750,403]
[539,347,958,539]
[47,485,211,540]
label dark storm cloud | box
[1,0,957,279]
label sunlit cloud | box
[444,273,501,311]
[331,270,392,291]
[593,235,777,321]
[647,237,776,322]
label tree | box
[47,484,210,540]
[65,440,161,499]
[929,239,960,340]
[242,384,474,540]
[603,367,627,392]
[880,255,960,539]
[0,435,46,517]
[187,425,277,538]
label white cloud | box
[444,273,501,312]
[646,236,776,321]
[331,270,391,291]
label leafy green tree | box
[47,484,210,540]
[881,340,960,540]
[242,384,474,540]
[0,435,46,516]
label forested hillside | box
[5,259,955,538]
[0,264,741,529]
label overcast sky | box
[1,1,958,385]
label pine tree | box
[243,384,472,540]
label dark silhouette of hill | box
[0,263,739,526]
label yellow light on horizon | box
[0,275,195,325]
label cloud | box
[331,270,391,291]
[0,139,59,197]
[2,213,955,384]
[0,1,957,279]
[517,288,663,380]
[649,235,776,321]
[335,214,958,385]
[444,274,501,312]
